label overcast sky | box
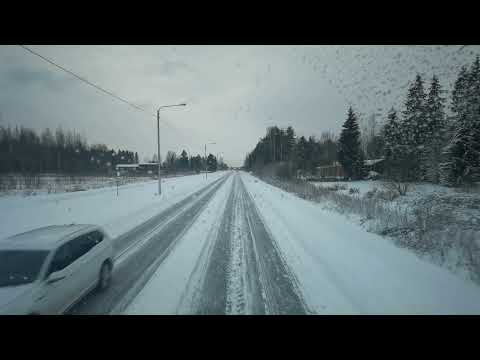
[1,45,479,166]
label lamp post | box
[157,103,186,195]
[217,152,224,170]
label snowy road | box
[190,174,308,315]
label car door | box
[73,231,104,293]
[36,241,79,314]
[88,231,108,278]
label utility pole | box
[157,109,161,195]
[156,103,186,196]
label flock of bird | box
[226,45,479,133]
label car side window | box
[48,243,74,275]
[70,234,95,260]
[89,231,104,246]
[47,231,104,276]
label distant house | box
[316,161,346,180]
[116,164,139,175]
[316,158,384,180]
[115,163,159,176]
[364,158,384,179]
[137,163,159,175]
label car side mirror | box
[46,272,66,284]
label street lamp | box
[205,142,216,179]
[157,103,186,195]
[217,152,224,170]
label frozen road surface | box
[11,171,479,315]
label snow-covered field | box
[310,180,378,195]
[309,179,468,199]
[241,172,480,314]
[0,171,228,240]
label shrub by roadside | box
[254,173,480,284]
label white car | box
[0,224,114,315]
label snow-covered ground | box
[0,171,228,240]
[310,180,378,195]
[241,172,480,314]
[309,179,466,199]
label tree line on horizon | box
[158,149,228,174]
[0,125,229,175]
[0,126,138,175]
[244,125,338,178]
[245,55,480,187]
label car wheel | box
[97,261,112,291]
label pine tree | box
[401,74,427,180]
[441,57,480,186]
[423,75,446,183]
[451,66,469,117]
[338,107,365,180]
[441,113,480,186]
[285,126,296,161]
[382,108,403,180]
[402,74,428,146]
[206,153,217,172]
[180,150,188,170]
[382,108,400,159]
[295,136,308,174]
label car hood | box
[0,283,35,310]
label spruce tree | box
[180,150,188,170]
[338,107,365,180]
[295,136,308,174]
[451,66,469,117]
[401,74,427,180]
[423,75,446,183]
[441,113,480,186]
[285,126,296,162]
[382,108,412,181]
[441,57,480,186]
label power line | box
[18,45,151,115]
[17,45,220,158]
[17,45,195,138]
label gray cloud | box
[0,45,479,166]
[156,60,195,77]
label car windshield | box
[0,250,49,287]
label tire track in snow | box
[225,175,252,314]
[195,172,308,315]
[239,175,310,314]
[241,174,367,314]
[175,175,235,314]
[193,175,238,314]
